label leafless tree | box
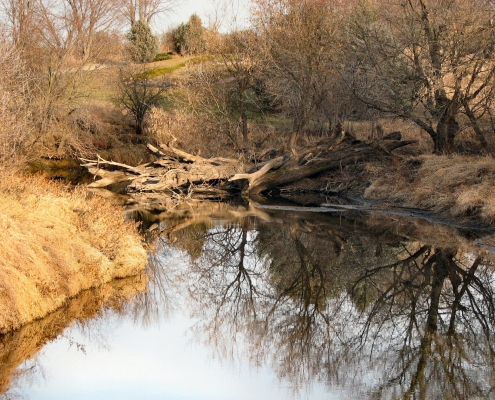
[123,0,182,26]
[0,0,126,156]
[0,39,31,164]
[1,0,34,47]
[252,0,348,149]
[350,0,495,154]
[64,0,121,63]
[117,67,167,135]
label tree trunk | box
[462,99,492,154]
[240,95,248,145]
[435,98,460,154]
[289,130,300,151]
[435,116,458,154]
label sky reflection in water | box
[3,201,495,399]
[6,252,334,400]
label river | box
[2,198,495,399]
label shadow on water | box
[143,200,495,399]
[2,197,495,399]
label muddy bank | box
[0,172,148,334]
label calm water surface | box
[2,200,495,399]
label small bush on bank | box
[154,53,173,62]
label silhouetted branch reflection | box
[151,203,495,398]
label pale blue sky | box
[154,0,250,32]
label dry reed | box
[0,172,147,333]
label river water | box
[2,199,495,399]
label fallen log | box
[230,156,287,185]
[81,138,415,200]
[232,139,416,195]
[81,144,243,196]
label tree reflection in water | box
[154,203,495,399]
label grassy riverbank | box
[364,155,495,225]
[316,153,495,227]
[0,172,147,333]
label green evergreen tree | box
[170,14,205,56]
[184,14,205,55]
[126,20,158,63]
[171,23,188,55]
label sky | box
[154,0,251,32]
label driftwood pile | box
[81,143,242,199]
[81,137,415,200]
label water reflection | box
[149,201,495,399]
[3,200,495,399]
[0,276,146,397]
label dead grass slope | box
[0,172,147,333]
[364,155,495,225]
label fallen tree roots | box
[80,138,415,199]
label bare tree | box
[123,0,182,26]
[0,0,125,156]
[117,67,167,135]
[252,0,347,149]
[64,0,121,63]
[1,0,34,47]
[350,0,495,154]
[206,29,261,147]
[0,40,30,164]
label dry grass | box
[147,106,289,160]
[364,155,495,225]
[148,107,241,158]
[0,172,147,333]
[349,118,434,155]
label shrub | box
[126,20,158,63]
[154,53,173,62]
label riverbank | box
[254,142,491,229]
[0,172,148,334]
[322,153,495,228]
[82,136,495,229]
